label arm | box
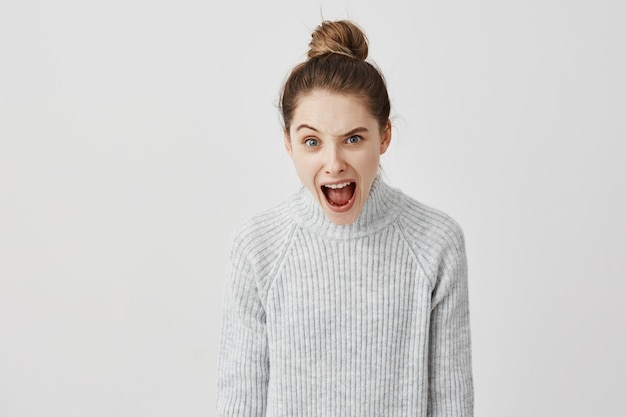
[428,226,474,417]
[217,241,269,417]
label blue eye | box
[304,138,319,147]
[347,135,361,144]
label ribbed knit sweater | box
[217,177,473,417]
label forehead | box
[291,90,376,135]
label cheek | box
[292,152,319,181]
[354,148,381,172]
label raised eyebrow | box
[296,124,319,132]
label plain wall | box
[1,0,624,416]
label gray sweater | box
[217,177,473,416]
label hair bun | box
[308,20,369,60]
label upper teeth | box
[324,182,351,189]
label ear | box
[379,120,392,155]
[284,129,293,156]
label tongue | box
[326,184,355,206]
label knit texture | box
[217,177,473,416]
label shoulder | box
[228,197,296,275]
[395,191,466,272]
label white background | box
[1,0,624,416]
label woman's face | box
[285,90,391,225]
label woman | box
[217,20,473,416]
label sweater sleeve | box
[217,238,269,416]
[428,225,474,417]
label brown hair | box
[280,20,391,133]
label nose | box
[324,144,347,176]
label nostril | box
[325,156,347,174]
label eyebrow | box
[295,124,369,137]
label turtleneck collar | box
[288,176,405,240]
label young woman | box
[217,20,473,416]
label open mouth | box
[321,181,356,211]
